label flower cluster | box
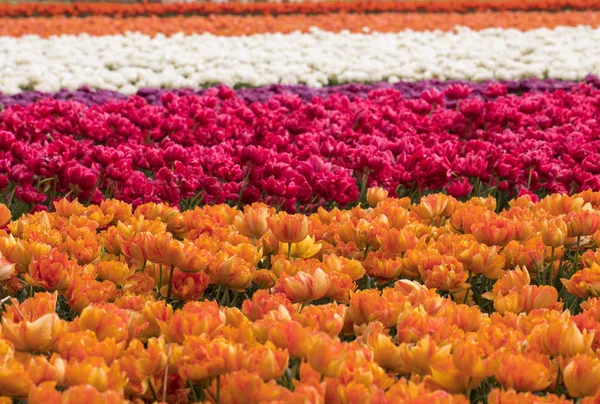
[1,10,598,38]
[0,76,587,108]
[0,191,600,402]
[1,85,600,213]
[2,27,600,93]
[0,0,597,18]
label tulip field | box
[3,1,600,403]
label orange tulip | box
[347,288,405,328]
[212,370,282,404]
[522,285,562,313]
[2,312,66,352]
[567,210,600,237]
[78,305,137,344]
[271,267,330,303]
[452,338,501,379]
[56,330,124,364]
[541,218,569,247]
[234,203,271,240]
[178,335,242,382]
[364,255,403,281]
[483,265,531,299]
[99,199,132,223]
[562,354,600,397]
[532,312,594,357]
[64,356,128,393]
[158,301,226,344]
[0,253,15,282]
[66,274,119,313]
[0,359,33,397]
[95,260,133,285]
[426,355,483,394]
[0,204,10,227]
[241,289,295,321]
[208,252,255,291]
[60,236,100,265]
[487,388,572,404]
[456,242,506,280]
[253,268,277,289]
[413,194,458,222]
[24,354,66,385]
[366,187,389,207]
[159,267,210,301]
[471,218,517,246]
[417,253,470,291]
[295,302,347,337]
[366,329,404,373]
[306,333,347,378]
[268,213,308,244]
[242,342,289,381]
[25,248,77,292]
[561,263,600,298]
[493,290,525,314]
[268,320,314,359]
[28,381,62,404]
[61,384,126,404]
[494,353,553,392]
[397,335,452,375]
[322,254,365,281]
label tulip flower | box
[0,253,15,282]
[306,333,347,379]
[271,267,330,303]
[494,353,553,392]
[562,263,600,298]
[279,235,322,259]
[562,354,600,398]
[366,187,388,207]
[268,213,308,244]
[234,203,271,241]
[0,204,10,227]
[2,312,66,352]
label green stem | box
[216,375,221,404]
[574,236,581,272]
[219,286,230,306]
[236,163,252,209]
[555,366,562,396]
[148,379,158,402]
[548,247,555,286]
[6,187,15,209]
[465,377,473,400]
[463,271,472,305]
[166,265,175,304]
[188,380,198,402]
[287,243,292,261]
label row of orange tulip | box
[0,0,598,17]
[1,191,600,402]
[0,10,598,37]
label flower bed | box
[0,76,589,107]
[1,85,600,214]
[0,0,599,18]
[1,191,600,402]
[1,10,599,37]
[1,27,600,93]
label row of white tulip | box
[0,26,598,94]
